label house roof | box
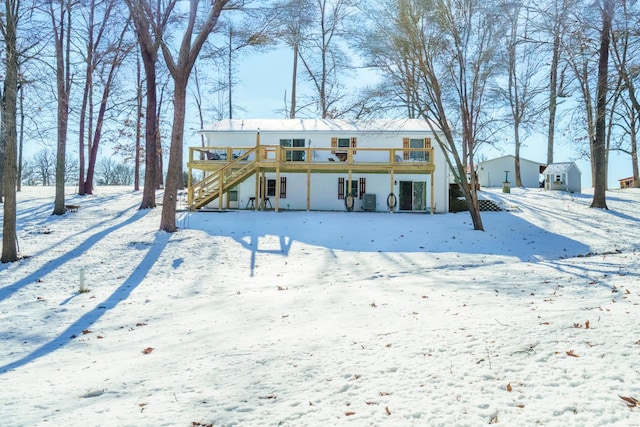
[478,154,545,167]
[544,162,581,175]
[201,118,441,134]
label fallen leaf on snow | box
[506,383,512,392]
[142,347,154,354]
[619,395,638,408]
[566,350,579,357]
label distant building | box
[619,176,635,189]
[477,155,546,188]
[543,162,582,193]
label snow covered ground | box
[0,185,639,426]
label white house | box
[543,162,582,193]
[187,119,450,213]
[477,155,546,188]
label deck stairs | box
[190,147,257,210]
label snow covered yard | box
[0,186,639,426]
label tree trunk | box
[135,53,142,192]
[160,81,187,232]
[514,124,522,187]
[632,122,639,188]
[547,31,560,165]
[77,3,93,197]
[2,0,20,262]
[591,0,612,209]
[52,2,71,216]
[158,0,228,231]
[290,41,298,118]
[84,26,125,195]
[17,83,24,193]
[228,27,233,119]
[139,46,158,209]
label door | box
[399,181,427,211]
[228,186,239,209]
[399,181,413,210]
[413,181,426,211]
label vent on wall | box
[363,193,376,211]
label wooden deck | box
[186,145,436,211]
[187,145,435,173]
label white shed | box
[477,155,545,188]
[543,162,582,193]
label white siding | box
[201,119,450,213]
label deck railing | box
[189,145,434,166]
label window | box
[403,137,431,161]
[410,138,425,160]
[266,179,277,197]
[265,177,287,198]
[554,174,562,182]
[280,138,305,161]
[338,138,350,149]
[331,137,357,157]
[338,177,359,199]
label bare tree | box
[297,0,357,118]
[32,149,56,186]
[610,1,640,188]
[535,0,574,165]
[96,157,134,185]
[0,0,20,261]
[111,47,144,191]
[562,5,600,185]
[83,18,133,194]
[76,0,133,196]
[496,2,546,187]
[591,0,614,208]
[272,0,315,118]
[43,0,75,214]
[126,0,230,232]
[124,0,164,210]
[202,14,272,120]
[361,0,506,230]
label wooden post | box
[260,170,266,209]
[307,168,311,211]
[430,171,435,213]
[275,168,280,212]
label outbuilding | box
[477,155,546,188]
[543,162,582,193]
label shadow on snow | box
[0,208,149,302]
[0,230,171,373]
[184,209,592,276]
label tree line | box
[0,0,638,261]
